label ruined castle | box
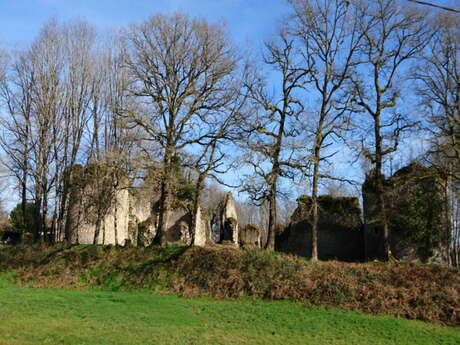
[62,162,449,264]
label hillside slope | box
[0,244,459,326]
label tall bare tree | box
[186,86,246,244]
[0,48,33,235]
[350,0,430,260]
[0,19,106,242]
[415,12,460,265]
[56,20,98,241]
[28,20,68,241]
[241,29,307,250]
[416,13,460,178]
[290,0,364,261]
[122,13,239,245]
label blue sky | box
[2,0,458,48]
[0,0,457,208]
[0,0,291,49]
[0,0,293,208]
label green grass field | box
[0,275,458,345]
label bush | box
[9,202,39,234]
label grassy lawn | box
[0,276,458,345]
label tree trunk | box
[378,185,391,261]
[156,146,173,246]
[21,162,27,234]
[94,212,102,245]
[265,183,277,251]
[374,113,391,261]
[42,189,49,243]
[33,197,42,243]
[265,113,284,251]
[444,174,453,267]
[311,153,320,262]
[60,178,70,241]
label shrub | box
[9,202,39,234]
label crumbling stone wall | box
[193,206,212,247]
[164,208,193,244]
[239,224,261,248]
[276,195,364,261]
[210,192,240,247]
[64,164,243,248]
[127,192,157,246]
[64,164,133,245]
[363,162,449,264]
[64,164,192,246]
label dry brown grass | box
[172,248,460,326]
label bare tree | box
[28,20,69,241]
[416,13,460,178]
[350,0,430,260]
[122,13,239,245]
[290,0,363,261]
[186,86,246,244]
[0,48,33,236]
[415,12,460,265]
[241,29,307,250]
[55,20,98,241]
[0,19,106,242]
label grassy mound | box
[0,244,459,326]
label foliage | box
[243,223,261,233]
[137,218,153,246]
[9,202,39,234]
[175,183,196,203]
[297,195,361,216]
[388,164,447,253]
[0,213,11,240]
[171,155,197,204]
[392,180,444,243]
[317,196,361,217]
[293,195,362,232]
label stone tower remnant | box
[216,192,239,246]
[363,162,449,264]
[276,195,364,261]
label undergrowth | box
[0,243,459,326]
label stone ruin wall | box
[276,162,450,264]
[64,165,242,248]
[276,195,364,262]
[77,187,131,245]
[66,188,202,246]
[238,224,261,248]
[363,163,449,264]
[63,162,448,265]
[193,206,211,247]
[219,192,239,246]
[64,165,152,246]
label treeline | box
[0,0,458,262]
